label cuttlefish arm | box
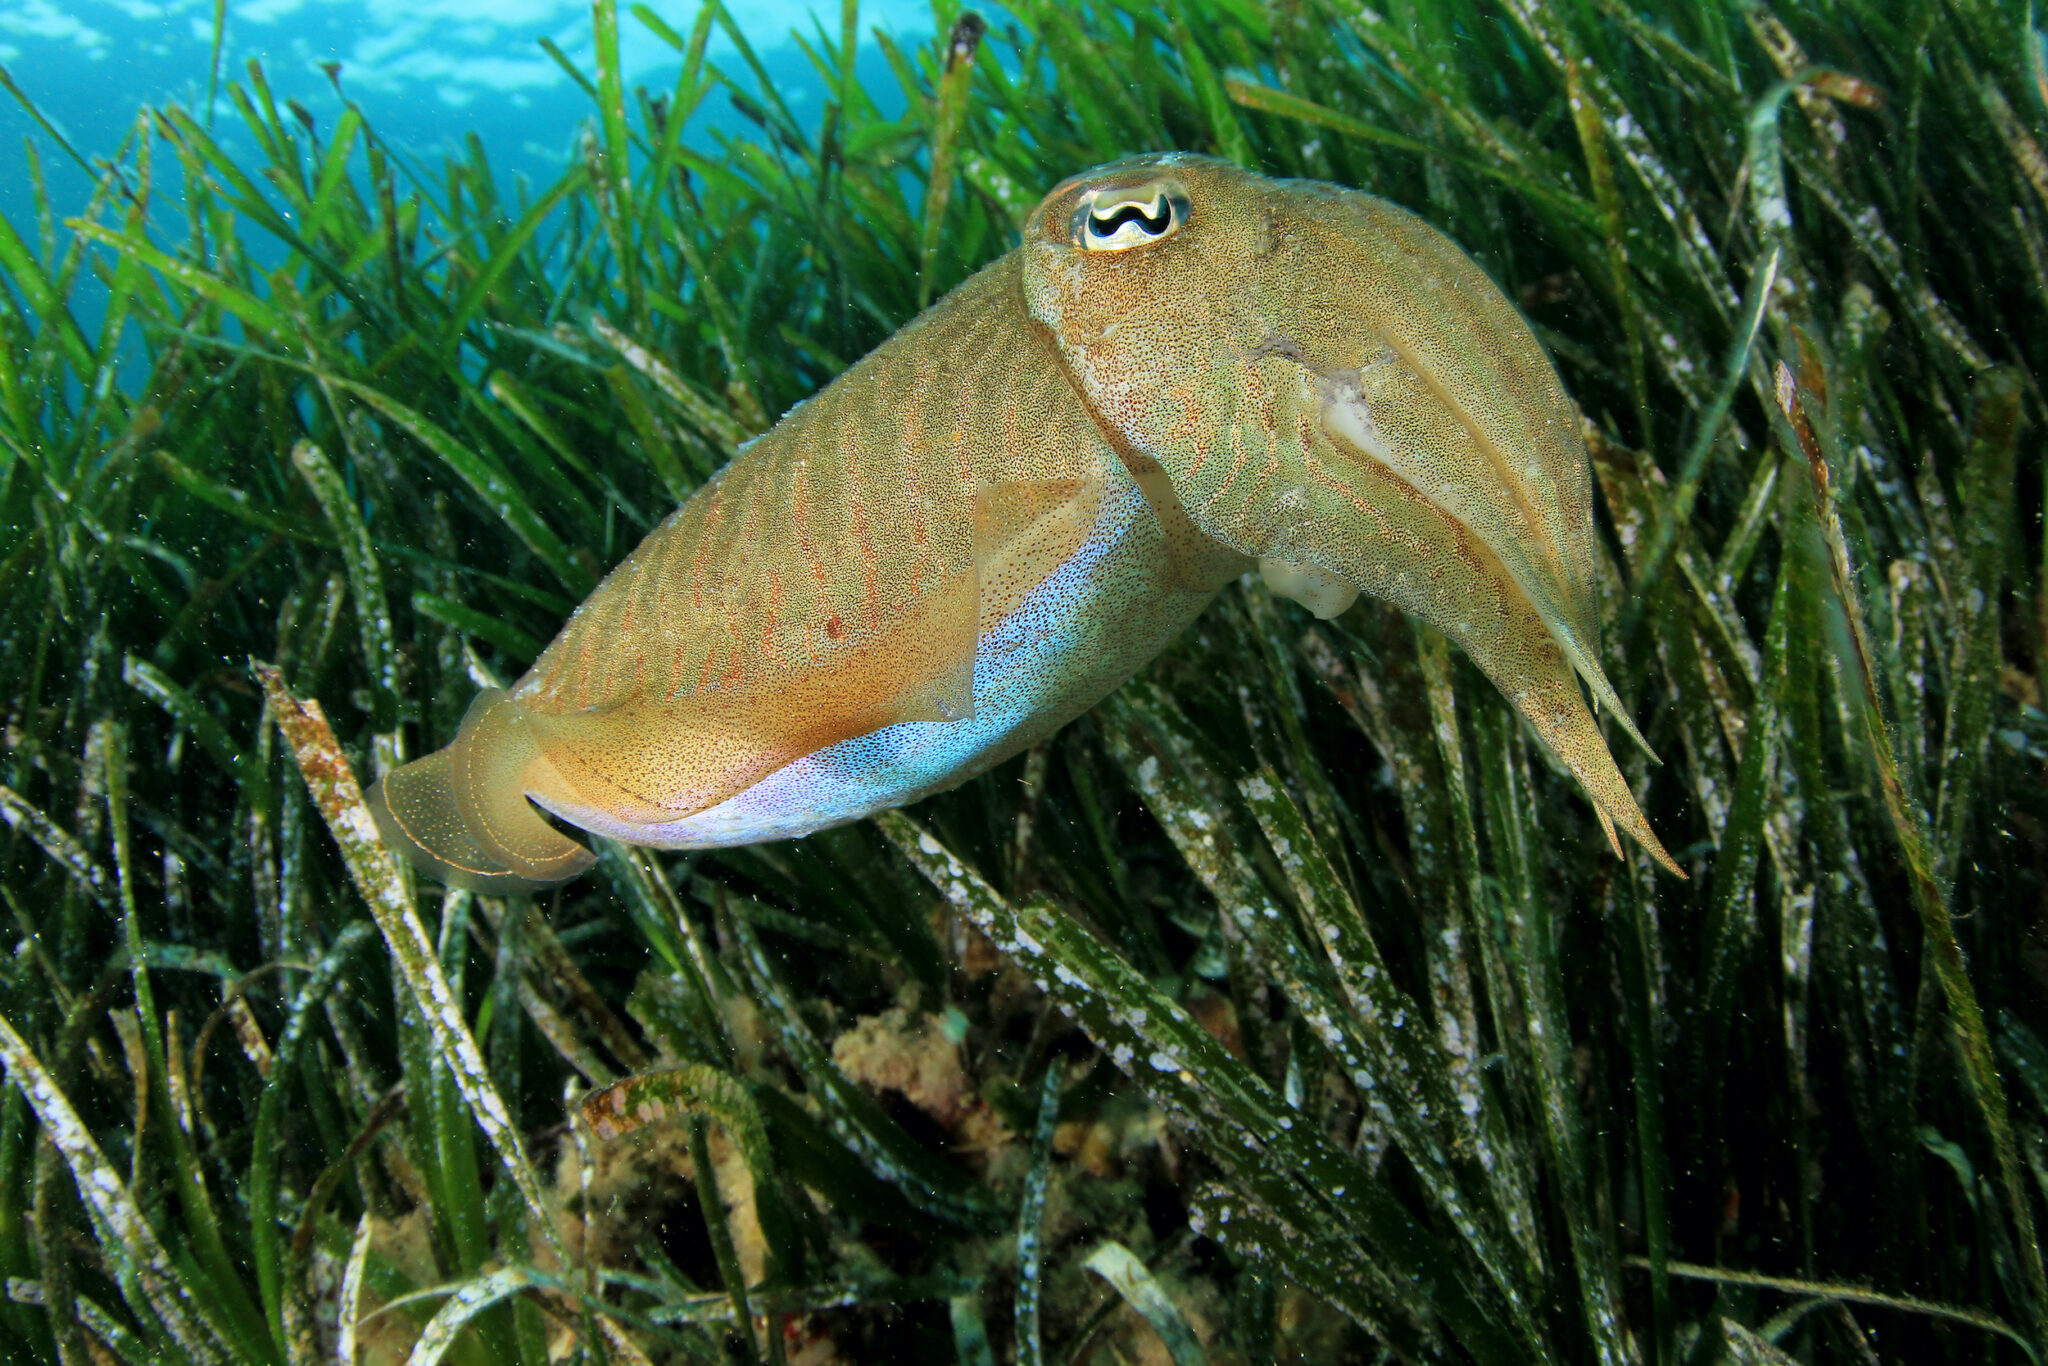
[1022,154,1681,875]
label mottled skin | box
[369,154,1679,891]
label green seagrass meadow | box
[2,0,2046,1361]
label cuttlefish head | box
[1021,153,1681,875]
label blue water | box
[0,0,934,238]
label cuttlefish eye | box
[1071,181,1189,251]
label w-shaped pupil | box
[1091,200,1171,236]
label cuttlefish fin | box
[975,478,1094,618]
[368,689,597,893]
[974,476,1132,619]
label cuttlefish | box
[369,153,1680,891]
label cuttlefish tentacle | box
[370,153,1680,891]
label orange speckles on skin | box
[720,631,745,688]
[689,489,724,612]
[763,567,789,664]
[1166,383,1206,442]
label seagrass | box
[3,0,2042,1360]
